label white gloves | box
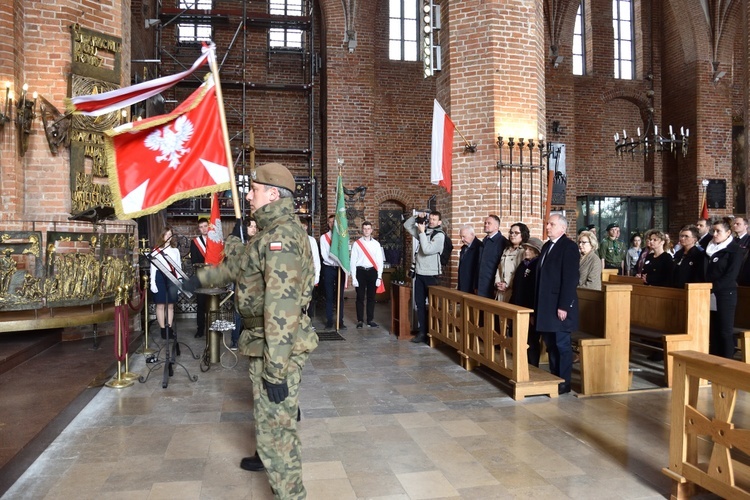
[352,280,359,288]
[376,278,382,287]
[150,282,158,294]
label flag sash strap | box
[324,233,331,245]
[356,240,379,272]
[67,49,211,116]
[193,237,207,257]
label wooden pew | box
[601,268,620,282]
[427,286,470,352]
[733,286,750,363]
[663,350,750,499]
[574,283,632,395]
[428,286,562,401]
[605,276,712,387]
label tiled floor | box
[0,295,735,499]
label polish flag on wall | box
[431,99,455,193]
[205,192,224,265]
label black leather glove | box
[263,378,289,404]
[231,219,245,239]
[182,275,202,293]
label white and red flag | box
[66,48,211,117]
[430,99,455,194]
[105,77,231,219]
[205,192,224,265]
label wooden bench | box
[663,350,750,499]
[606,276,712,387]
[428,286,562,401]
[733,286,750,363]
[601,268,620,283]
[574,283,632,395]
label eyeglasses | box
[508,231,521,235]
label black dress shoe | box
[367,321,379,328]
[558,383,571,395]
[356,321,364,329]
[240,452,265,471]
[339,323,347,330]
[411,334,427,344]
[194,331,204,338]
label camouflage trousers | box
[249,355,307,500]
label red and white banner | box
[431,99,455,193]
[205,192,224,265]
[105,77,231,219]
[66,48,211,117]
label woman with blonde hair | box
[577,231,601,290]
[150,225,182,341]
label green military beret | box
[251,162,296,193]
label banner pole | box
[208,47,241,220]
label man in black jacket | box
[535,214,579,394]
[457,225,482,293]
[476,215,507,298]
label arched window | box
[572,2,585,75]
[269,0,303,50]
[389,0,418,61]
[613,0,634,79]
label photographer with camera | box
[404,210,445,344]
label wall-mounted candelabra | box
[613,109,689,159]
[497,136,559,217]
[15,84,38,156]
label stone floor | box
[1,295,738,499]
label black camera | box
[415,214,428,224]
[407,262,416,279]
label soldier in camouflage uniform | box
[184,162,317,499]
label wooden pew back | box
[605,276,712,386]
[427,286,562,400]
[664,350,750,499]
[576,283,632,395]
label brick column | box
[440,0,547,245]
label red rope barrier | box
[128,280,145,313]
[114,304,127,362]
[123,301,130,354]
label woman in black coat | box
[704,218,743,358]
[641,231,674,287]
[672,225,705,288]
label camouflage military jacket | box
[197,197,318,384]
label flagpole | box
[207,46,241,220]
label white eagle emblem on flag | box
[208,216,224,243]
[144,115,194,169]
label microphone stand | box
[138,247,199,388]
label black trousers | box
[710,290,737,359]
[323,264,345,325]
[355,267,377,323]
[414,274,438,334]
[196,293,206,335]
[540,330,573,388]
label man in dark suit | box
[696,217,713,249]
[733,216,750,249]
[457,225,482,293]
[476,215,507,298]
[535,213,579,394]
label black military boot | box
[240,452,265,471]
[160,327,167,339]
